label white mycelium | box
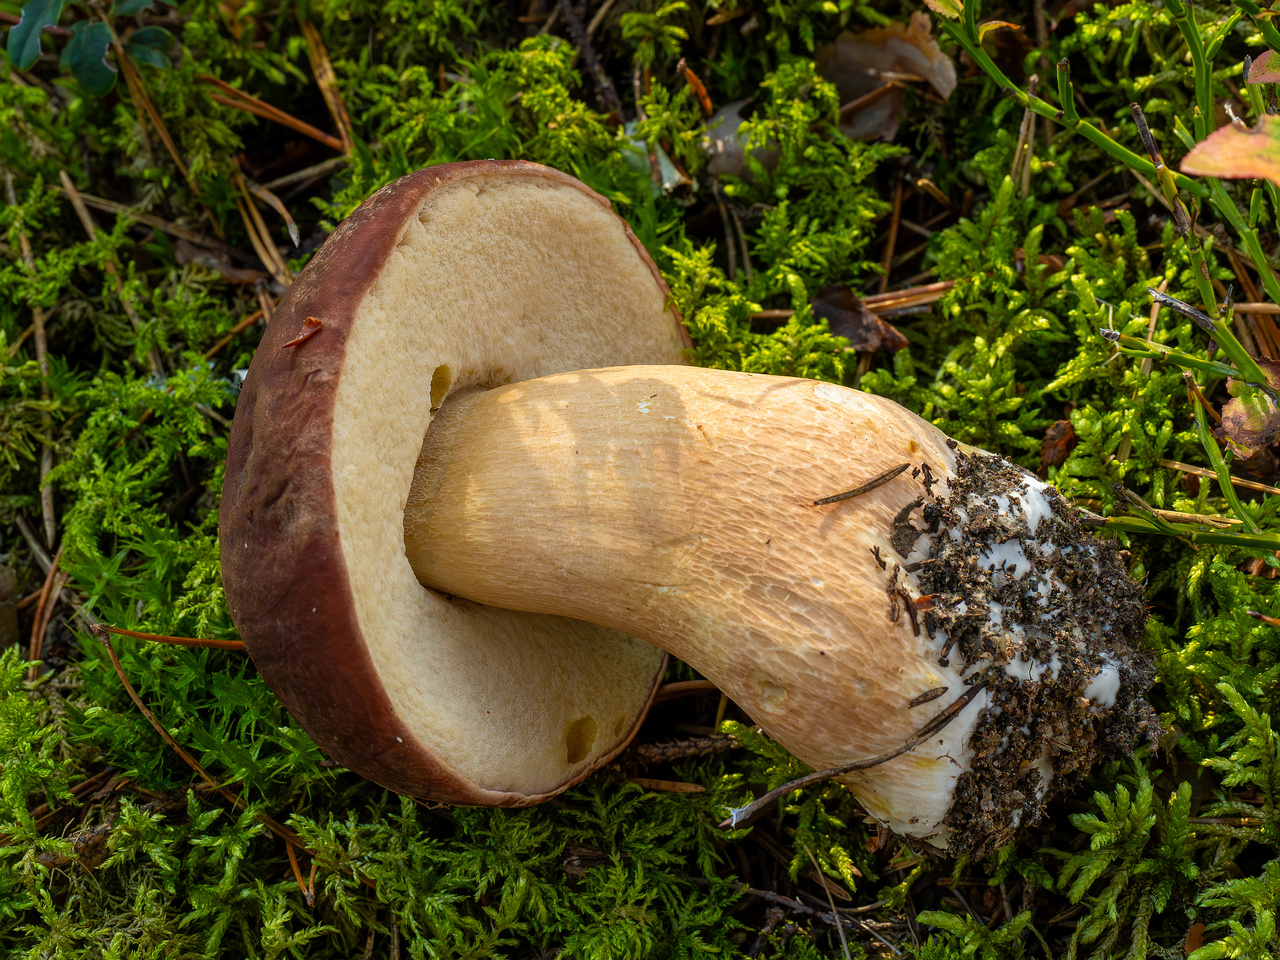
[897,465,1139,845]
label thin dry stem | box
[1159,458,1280,495]
[878,179,904,294]
[6,170,55,548]
[234,183,293,288]
[805,844,852,960]
[58,170,165,378]
[720,682,988,829]
[92,627,377,889]
[47,184,255,265]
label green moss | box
[6,1,1280,957]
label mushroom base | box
[897,450,1157,856]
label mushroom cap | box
[220,161,690,804]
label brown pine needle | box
[5,170,55,549]
[95,626,224,794]
[878,179,904,294]
[298,19,354,153]
[245,180,300,248]
[95,624,246,651]
[204,307,266,360]
[676,57,713,118]
[59,170,166,378]
[286,841,317,907]
[861,279,956,311]
[27,548,64,682]
[108,27,223,236]
[1158,459,1280,496]
[234,193,293,288]
[45,184,255,265]
[804,844,853,960]
[629,777,706,793]
[202,75,345,153]
[234,168,294,285]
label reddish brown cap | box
[220,161,689,803]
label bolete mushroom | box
[222,160,1156,853]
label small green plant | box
[8,0,174,96]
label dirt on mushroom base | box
[893,447,1157,857]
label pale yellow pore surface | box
[329,175,687,797]
[406,366,987,841]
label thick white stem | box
[405,365,985,844]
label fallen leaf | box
[811,284,909,352]
[1219,357,1280,455]
[1239,553,1280,578]
[1184,922,1205,955]
[923,0,963,18]
[816,12,957,142]
[1247,50,1280,85]
[1180,114,1280,188]
[1040,420,1077,470]
[977,20,1021,43]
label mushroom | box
[222,160,1156,852]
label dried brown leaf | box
[816,12,957,142]
[1248,50,1280,85]
[811,284,909,352]
[1040,419,1077,470]
[1181,114,1280,188]
[1220,357,1280,454]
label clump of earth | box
[891,448,1157,856]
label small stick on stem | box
[720,682,988,828]
[908,687,948,708]
[814,463,909,506]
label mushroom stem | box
[406,365,979,843]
